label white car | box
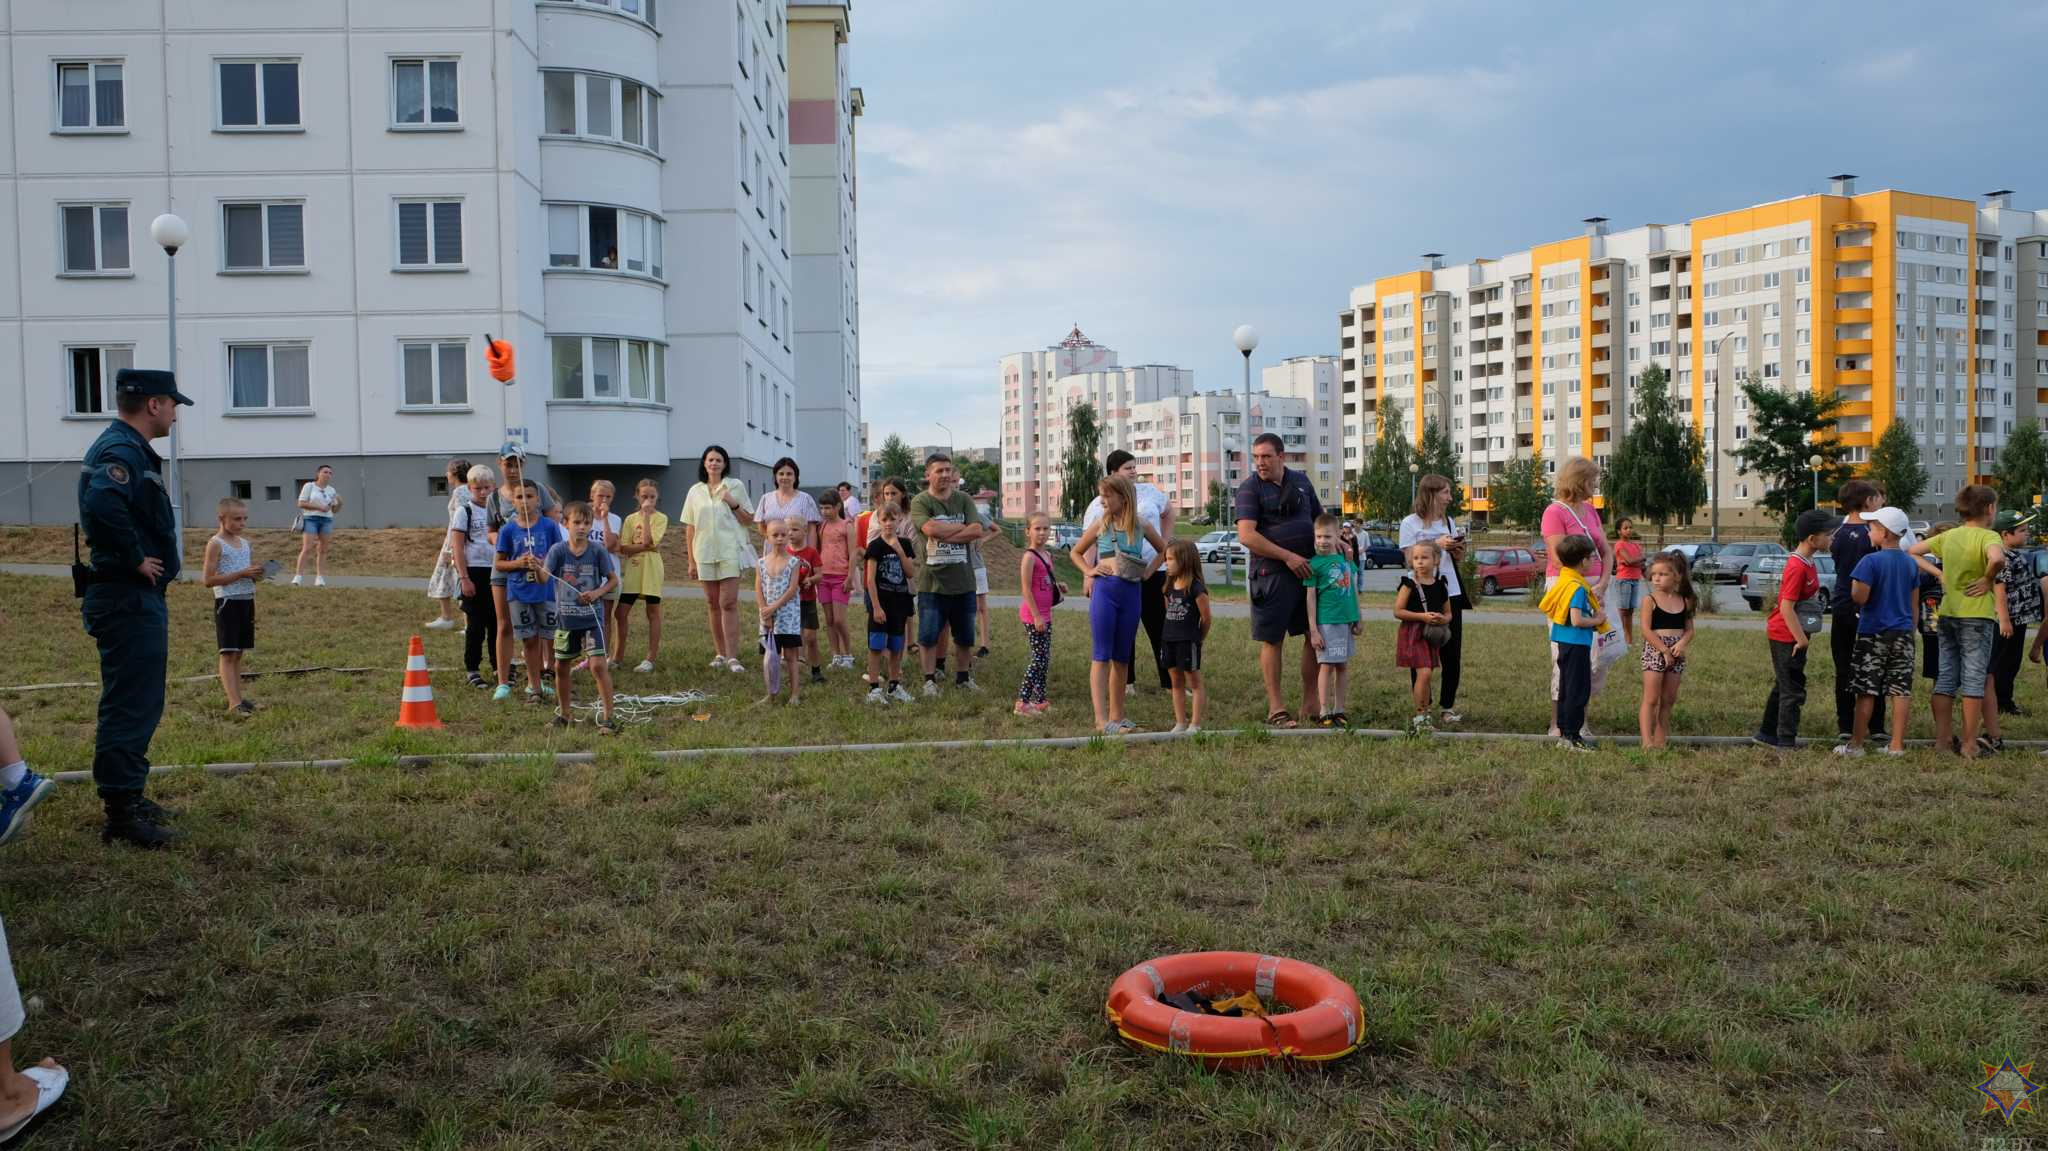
[1197,530,1248,565]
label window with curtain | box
[627,341,650,399]
[548,205,580,267]
[552,337,584,399]
[544,72,576,135]
[229,343,311,410]
[400,340,469,407]
[396,200,463,267]
[68,345,134,415]
[222,202,304,270]
[591,339,620,397]
[57,61,124,129]
[60,204,129,274]
[393,58,459,126]
[584,74,613,137]
[621,82,641,146]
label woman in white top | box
[424,457,471,629]
[754,457,821,552]
[292,464,341,587]
[1082,450,1175,691]
[1398,473,1467,725]
[681,445,755,672]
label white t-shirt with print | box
[299,483,338,520]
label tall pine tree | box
[1866,421,1928,513]
[1603,364,1705,542]
[1356,399,1415,521]
[1416,416,1466,519]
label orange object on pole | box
[394,635,445,729]
[485,335,516,383]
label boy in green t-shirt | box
[1304,513,1361,727]
[1909,483,2006,758]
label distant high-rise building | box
[1338,180,2048,517]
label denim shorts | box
[1933,616,1995,698]
[1612,578,1641,612]
[917,592,976,648]
[301,516,333,536]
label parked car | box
[1695,540,1786,584]
[1050,524,1084,550]
[1196,529,1248,565]
[1359,532,1405,569]
[1474,547,1542,595]
[1742,553,1836,611]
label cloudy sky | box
[850,1,2048,452]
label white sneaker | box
[1878,746,1906,757]
[865,686,885,705]
[635,660,655,674]
[708,656,726,669]
[890,684,914,703]
[958,677,982,693]
[726,658,745,674]
[290,575,302,587]
[1410,713,1435,733]
[1439,709,1463,725]
[1169,723,1186,735]
[1579,725,1595,741]
[424,618,456,631]
[1185,724,1201,734]
[1832,744,1866,758]
[922,679,941,697]
[314,576,327,587]
[1546,725,1560,738]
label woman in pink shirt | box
[1540,457,1614,736]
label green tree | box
[1728,377,1853,544]
[875,434,917,485]
[1204,480,1230,524]
[1993,421,2048,515]
[1866,420,1928,514]
[1415,416,1466,519]
[956,457,1001,510]
[1059,401,1103,522]
[1355,399,1415,522]
[1603,364,1706,543]
[1489,453,1549,531]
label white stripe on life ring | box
[1320,998,1358,1046]
[1141,963,1165,998]
[1167,1012,1193,1055]
[1255,955,1281,1002]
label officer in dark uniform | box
[77,368,191,848]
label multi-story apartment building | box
[1338,179,2048,518]
[0,0,862,527]
[1000,328,1338,518]
[788,4,861,487]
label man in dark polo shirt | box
[1235,432,1323,725]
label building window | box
[543,203,663,278]
[392,58,459,128]
[400,340,470,408]
[228,342,312,411]
[544,0,656,27]
[67,344,134,415]
[56,61,124,130]
[222,201,305,271]
[217,59,301,129]
[539,70,659,154]
[395,200,463,268]
[549,335,666,403]
[60,204,129,275]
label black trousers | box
[1759,639,1808,746]
[1555,642,1591,741]
[1140,570,1170,689]
[1831,609,1884,738]
[1411,599,1464,709]
[461,565,498,675]
[82,584,168,796]
[1993,624,2029,711]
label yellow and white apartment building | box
[1337,178,2048,518]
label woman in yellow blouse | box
[613,477,669,673]
[681,445,755,673]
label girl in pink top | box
[1015,513,1064,716]
[816,491,857,670]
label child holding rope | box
[544,502,620,733]
[494,481,566,704]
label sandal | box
[0,1062,68,1143]
[1265,710,1298,729]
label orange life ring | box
[1104,951,1362,1068]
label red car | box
[1474,546,1541,594]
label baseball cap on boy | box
[1992,509,2036,534]
[1866,506,1910,537]
[1793,508,1842,540]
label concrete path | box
[1,562,1771,630]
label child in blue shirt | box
[1838,506,1919,756]
[494,480,567,703]
[1542,535,1603,750]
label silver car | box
[1742,553,1836,611]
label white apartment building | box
[0,0,863,527]
[1339,179,2048,519]
[787,4,861,486]
[1000,327,1338,517]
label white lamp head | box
[1233,324,1259,355]
[151,213,191,254]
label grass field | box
[2,573,2045,1147]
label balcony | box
[548,401,670,466]
[1836,308,1873,325]
[1836,400,1873,418]
[1835,245,1873,263]
[1837,369,1872,387]
[1837,339,1873,355]
[1835,276,1873,293]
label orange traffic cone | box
[395,635,445,729]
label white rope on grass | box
[43,727,2048,785]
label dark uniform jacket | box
[78,419,179,587]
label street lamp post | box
[1809,452,1823,508]
[1708,330,1737,543]
[1409,460,1420,504]
[935,421,954,459]
[1234,324,1258,447]
[151,212,191,543]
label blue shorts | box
[1933,616,1995,698]
[301,516,333,536]
[917,592,976,648]
[1089,575,1143,664]
[867,629,905,653]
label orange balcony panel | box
[1837,401,1873,417]
[1838,339,1874,355]
[1832,220,1875,232]
[1835,276,1873,292]
[1836,431,1874,448]
[1837,308,1873,325]
[1838,369,1873,387]
[1835,245,1874,263]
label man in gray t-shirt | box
[909,454,985,692]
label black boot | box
[133,795,177,824]
[102,792,181,848]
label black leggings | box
[461,566,498,675]
[1993,624,2029,711]
[1411,600,1464,709]
[1140,570,1170,689]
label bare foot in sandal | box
[1265,710,1297,729]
